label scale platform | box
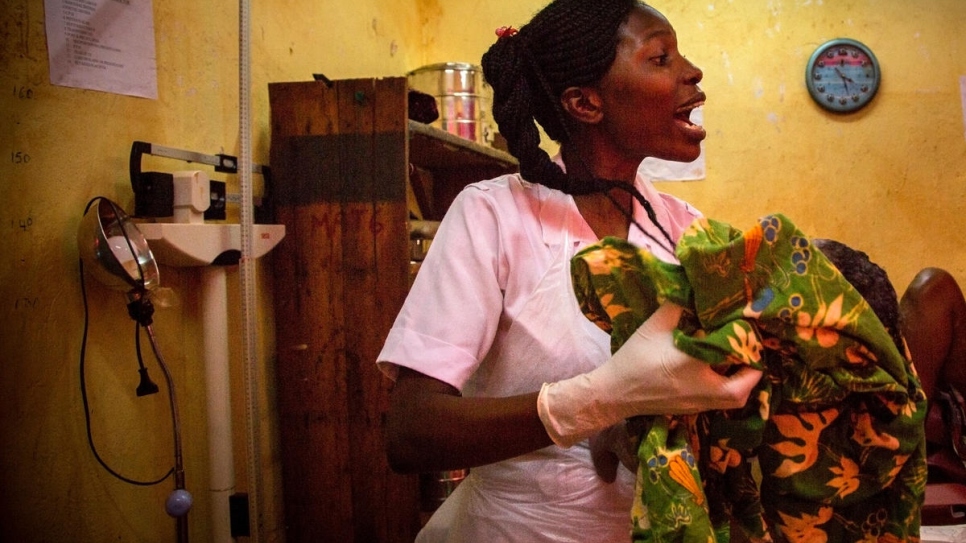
[137,222,285,267]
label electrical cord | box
[78,258,173,486]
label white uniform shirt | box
[378,172,700,543]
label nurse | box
[377,1,762,541]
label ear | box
[560,86,604,125]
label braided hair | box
[481,0,674,249]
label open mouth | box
[674,99,707,141]
[674,100,704,126]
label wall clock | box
[805,38,881,113]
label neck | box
[574,190,634,240]
[560,144,637,184]
[560,142,638,186]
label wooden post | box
[268,78,418,543]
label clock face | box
[806,39,880,113]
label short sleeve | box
[377,182,508,389]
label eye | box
[650,53,670,66]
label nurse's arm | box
[385,367,552,474]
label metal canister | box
[419,469,469,511]
[409,220,439,287]
[407,63,493,144]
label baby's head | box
[812,238,903,352]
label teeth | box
[674,108,698,126]
[677,101,704,114]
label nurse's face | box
[594,5,707,164]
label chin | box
[655,149,701,163]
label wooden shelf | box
[408,120,517,172]
[407,121,518,221]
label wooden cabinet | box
[268,77,517,543]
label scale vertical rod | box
[238,0,261,541]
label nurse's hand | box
[589,422,640,483]
[537,302,763,448]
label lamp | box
[78,197,161,396]
[78,196,160,295]
[77,197,192,543]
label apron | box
[417,208,637,543]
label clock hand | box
[834,67,853,91]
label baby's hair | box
[812,238,904,353]
[481,0,674,251]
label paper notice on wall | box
[44,0,158,99]
[638,107,706,182]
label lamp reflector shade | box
[78,197,160,292]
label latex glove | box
[537,302,763,448]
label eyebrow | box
[642,28,674,42]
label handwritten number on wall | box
[11,215,32,232]
[13,85,34,100]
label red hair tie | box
[495,26,518,39]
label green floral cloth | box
[571,214,927,543]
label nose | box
[683,58,703,86]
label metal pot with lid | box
[407,62,494,144]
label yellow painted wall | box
[429,0,966,292]
[1,0,965,542]
[0,0,418,541]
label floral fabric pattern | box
[571,214,927,543]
